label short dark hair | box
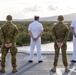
[34,16,39,20]
[6,15,12,20]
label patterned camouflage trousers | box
[1,43,17,68]
[53,43,68,67]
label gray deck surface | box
[0,53,76,75]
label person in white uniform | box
[28,16,43,63]
[71,20,76,62]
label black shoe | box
[38,60,43,63]
[28,60,33,63]
[71,60,76,62]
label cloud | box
[48,5,58,11]
[10,11,25,19]
[24,5,40,12]
[67,7,75,9]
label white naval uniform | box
[0,53,1,61]
[28,21,43,61]
[71,20,76,61]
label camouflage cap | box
[6,15,12,20]
[57,15,64,21]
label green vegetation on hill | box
[0,21,73,46]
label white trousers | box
[29,37,42,61]
[0,53,1,60]
[72,36,76,60]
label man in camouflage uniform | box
[51,15,69,72]
[0,15,19,73]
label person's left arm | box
[0,28,5,43]
[71,27,76,37]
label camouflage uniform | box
[0,22,19,69]
[52,22,69,67]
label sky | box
[0,0,76,20]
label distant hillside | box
[13,13,76,21]
[40,13,76,21]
